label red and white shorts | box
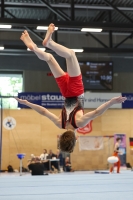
[55,73,84,97]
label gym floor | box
[0,170,133,200]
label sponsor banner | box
[18,92,65,108]
[122,93,133,108]
[79,136,103,151]
[84,92,121,108]
[18,92,131,109]
[114,134,126,167]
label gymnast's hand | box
[15,97,28,105]
[110,96,127,104]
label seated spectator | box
[30,154,35,159]
[27,157,48,176]
[40,149,48,161]
[48,150,59,173]
[64,157,74,172]
[47,149,56,159]
[40,149,49,171]
[56,150,63,168]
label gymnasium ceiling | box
[1,0,133,25]
[1,0,133,54]
[0,0,133,31]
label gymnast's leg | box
[110,164,114,173]
[20,30,65,78]
[117,158,121,173]
[42,23,81,77]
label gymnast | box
[16,23,126,153]
[110,137,122,173]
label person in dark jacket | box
[27,157,48,175]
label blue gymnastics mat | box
[0,171,133,200]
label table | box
[48,159,60,172]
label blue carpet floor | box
[0,171,133,200]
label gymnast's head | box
[59,130,76,153]
[116,137,122,144]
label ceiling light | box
[81,28,102,32]
[71,49,84,53]
[0,25,12,29]
[27,48,46,51]
[0,47,4,50]
[36,26,58,30]
[124,56,133,59]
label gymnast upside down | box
[16,23,127,153]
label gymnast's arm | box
[77,96,127,127]
[15,98,61,128]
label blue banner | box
[122,93,133,108]
[18,93,65,108]
[17,92,133,109]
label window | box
[0,72,23,109]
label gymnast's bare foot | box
[20,30,36,51]
[42,23,55,47]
